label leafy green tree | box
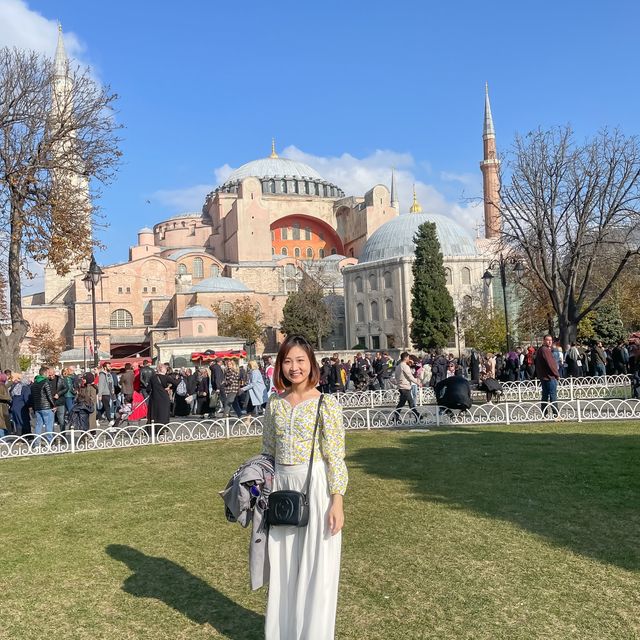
[281,276,331,348]
[461,306,507,354]
[212,297,264,345]
[410,222,455,349]
[593,301,625,345]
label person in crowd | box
[445,361,456,378]
[486,353,496,379]
[263,355,276,396]
[523,346,537,380]
[209,358,226,416]
[147,363,172,426]
[240,360,267,417]
[68,385,95,432]
[478,371,503,403]
[139,360,154,399]
[631,369,640,399]
[0,373,11,437]
[48,368,67,430]
[429,350,448,388]
[535,334,560,417]
[194,367,210,417]
[612,341,629,375]
[469,349,481,383]
[320,358,332,393]
[552,342,565,378]
[222,359,242,418]
[172,369,192,417]
[32,366,56,441]
[331,355,345,393]
[97,362,115,425]
[392,351,421,423]
[565,343,582,378]
[261,334,346,639]
[505,349,519,381]
[119,363,135,403]
[63,366,78,418]
[9,373,32,437]
[83,372,98,432]
[592,341,608,377]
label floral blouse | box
[261,393,348,495]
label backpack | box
[176,378,187,396]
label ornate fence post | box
[225,417,230,439]
[518,385,522,403]
[505,402,510,426]
[435,407,440,427]
[151,422,156,445]
[366,408,371,430]
[577,399,582,423]
[569,377,574,402]
[370,393,375,409]
[70,427,76,454]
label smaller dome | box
[182,304,215,318]
[138,227,153,234]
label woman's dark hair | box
[76,385,92,405]
[273,335,320,392]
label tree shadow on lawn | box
[350,428,640,571]
[106,545,264,639]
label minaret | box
[390,168,400,212]
[480,83,501,239]
[409,185,422,213]
[45,24,92,303]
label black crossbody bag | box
[267,394,324,527]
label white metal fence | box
[2,396,639,460]
[335,375,634,407]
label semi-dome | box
[360,213,477,263]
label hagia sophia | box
[21,29,501,365]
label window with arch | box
[282,263,300,293]
[293,224,300,240]
[331,247,337,255]
[356,303,364,323]
[110,309,133,329]
[280,179,287,193]
[197,324,204,334]
[178,263,187,275]
[294,247,301,258]
[219,301,232,315]
[383,271,392,288]
[143,301,152,326]
[314,183,320,196]
[319,248,325,258]
[193,257,204,279]
[461,266,471,285]
[210,264,220,278]
[304,181,310,195]
[385,299,394,319]
[355,276,363,293]
[463,295,473,310]
[369,274,378,291]
[268,180,275,193]
[306,247,313,258]
[370,301,379,321]
[444,267,452,285]
[304,227,311,240]
[281,227,288,240]
[281,247,288,256]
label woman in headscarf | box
[9,374,31,437]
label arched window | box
[383,271,392,288]
[444,267,452,285]
[268,180,275,193]
[219,301,232,315]
[314,183,320,196]
[306,248,313,258]
[143,301,152,326]
[370,301,379,321]
[355,277,363,293]
[280,179,287,193]
[110,309,133,329]
[294,247,301,258]
[281,247,288,256]
[281,227,288,240]
[369,274,378,291]
[293,224,300,240]
[461,267,471,285]
[178,263,187,275]
[319,248,325,258]
[305,181,310,195]
[356,303,364,323]
[385,299,394,319]
[331,247,337,255]
[193,257,204,279]
[210,264,220,278]
[304,227,311,240]
[197,324,204,334]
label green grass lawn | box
[1,421,639,640]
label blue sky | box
[2,0,640,283]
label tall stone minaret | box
[390,168,400,213]
[480,83,501,239]
[45,24,92,303]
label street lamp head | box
[482,270,494,287]
[82,274,92,292]
[514,261,525,282]
[87,254,103,286]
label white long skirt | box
[265,459,342,640]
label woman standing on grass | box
[262,335,347,640]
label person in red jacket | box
[535,334,560,417]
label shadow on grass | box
[106,545,263,639]
[350,428,640,570]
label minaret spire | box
[390,168,399,212]
[270,138,278,159]
[54,22,68,78]
[480,83,501,239]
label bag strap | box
[302,394,324,501]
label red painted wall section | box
[271,214,344,258]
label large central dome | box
[360,213,477,263]
[225,157,324,183]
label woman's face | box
[281,345,311,387]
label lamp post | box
[482,253,524,353]
[83,254,103,368]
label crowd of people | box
[1,338,639,437]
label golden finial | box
[58,21,62,32]
[270,138,278,159]
[409,184,422,213]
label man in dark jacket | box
[31,366,55,441]
[209,358,226,415]
[139,360,154,399]
[534,334,560,417]
[119,363,135,402]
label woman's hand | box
[327,494,344,535]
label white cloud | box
[0,0,85,62]
[152,184,212,212]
